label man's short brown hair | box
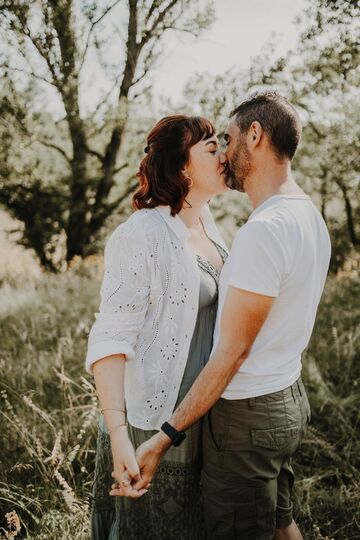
[230,91,302,160]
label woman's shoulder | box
[109,208,164,245]
[127,207,163,227]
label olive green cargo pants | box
[202,377,310,540]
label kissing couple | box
[86,91,331,540]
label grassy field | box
[0,242,359,539]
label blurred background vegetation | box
[0,0,359,538]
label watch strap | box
[160,421,186,447]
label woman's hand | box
[109,428,149,498]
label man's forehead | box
[225,117,239,138]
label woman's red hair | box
[132,115,215,216]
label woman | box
[86,115,229,539]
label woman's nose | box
[218,151,227,163]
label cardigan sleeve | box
[85,222,151,373]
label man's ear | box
[248,121,263,148]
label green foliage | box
[301,0,359,73]
[0,0,215,270]
[0,260,359,538]
[0,79,71,270]
[1,0,359,271]
[0,179,69,271]
[179,0,360,271]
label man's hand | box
[132,432,171,490]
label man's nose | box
[218,151,227,164]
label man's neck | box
[245,159,304,209]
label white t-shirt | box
[213,194,331,399]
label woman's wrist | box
[102,410,126,421]
[102,408,127,436]
[108,422,128,437]
[109,425,130,444]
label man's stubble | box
[227,135,252,193]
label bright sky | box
[149,0,308,104]
[79,0,309,115]
[19,0,309,117]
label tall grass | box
[0,254,359,539]
[294,261,360,539]
[0,258,101,539]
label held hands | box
[133,432,168,490]
[109,428,149,498]
[110,431,169,498]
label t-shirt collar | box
[250,194,311,219]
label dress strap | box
[196,255,220,284]
[195,240,228,285]
[213,242,228,264]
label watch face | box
[173,431,186,447]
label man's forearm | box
[138,288,273,470]
[171,344,247,432]
[141,344,247,457]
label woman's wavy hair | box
[132,115,215,216]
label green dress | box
[91,245,227,540]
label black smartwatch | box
[160,422,186,447]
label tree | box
[292,0,360,264]
[0,0,215,269]
[177,0,360,267]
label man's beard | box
[226,138,252,192]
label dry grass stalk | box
[9,463,33,473]
[67,393,97,464]
[1,510,21,538]
[1,390,29,439]
[22,396,53,426]
[313,523,335,540]
[44,430,63,466]
[53,469,79,514]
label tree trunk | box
[89,0,140,235]
[49,1,92,261]
[336,179,359,247]
[320,175,327,224]
[66,121,89,260]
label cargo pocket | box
[251,425,299,450]
[299,380,311,425]
[299,392,311,444]
[206,406,229,451]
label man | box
[113,91,331,539]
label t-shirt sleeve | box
[227,221,286,297]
